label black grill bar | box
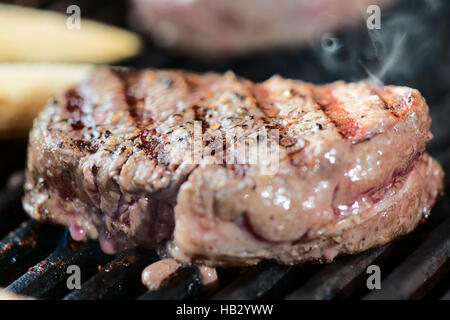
[363,217,450,300]
[0,172,26,238]
[441,288,450,300]
[138,267,202,300]
[211,261,318,300]
[6,240,94,299]
[285,245,388,300]
[63,249,158,300]
[211,264,290,300]
[0,220,63,287]
[0,172,24,212]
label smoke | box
[318,33,345,73]
[314,0,449,88]
[363,29,406,85]
[363,3,440,85]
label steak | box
[23,67,444,266]
[130,0,397,57]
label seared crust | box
[23,67,443,265]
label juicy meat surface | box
[130,0,397,57]
[23,67,444,266]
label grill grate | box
[0,0,449,300]
[0,220,64,287]
[63,249,156,300]
[285,245,389,300]
[6,240,95,299]
[138,267,202,300]
[363,217,450,300]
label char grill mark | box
[311,85,366,139]
[369,85,417,118]
[248,84,276,117]
[61,86,98,154]
[65,88,84,114]
[248,79,339,166]
[192,105,209,134]
[248,83,297,152]
[179,72,214,128]
[69,120,85,131]
[72,139,98,154]
[65,89,84,130]
[112,70,148,127]
[136,128,162,161]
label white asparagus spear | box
[0,63,94,138]
[0,4,142,63]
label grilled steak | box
[23,68,444,266]
[130,0,397,57]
